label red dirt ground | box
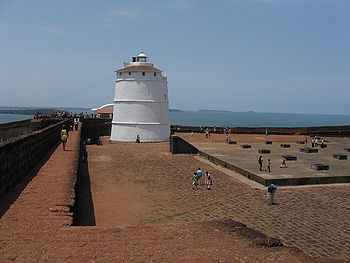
[0,131,344,262]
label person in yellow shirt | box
[61,126,68,151]
[266,159,271,172]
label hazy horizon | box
[1,105,350,116]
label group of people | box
[258,156,271,172]
[225,135,232,143]
[192,168,212,190]
[258,156,289,171]
[311,137,325,148]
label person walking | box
[258,156,263,171]
[205,172,212,190]
[192,172,198,189]
[196,168,203,185]
[61,125,68,151]
[267,183,277,205]
[280,157,287,168]
[74,118,79,131]
[266,159,271,172]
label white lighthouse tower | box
[110,51,170,142]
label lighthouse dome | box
[137,51,147,58]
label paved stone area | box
[181,133,350,183]
[86,138,349,262]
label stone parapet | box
[0,119,71,198]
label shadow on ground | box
[73,157,96,226]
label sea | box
[1,111,350,127]
[170,111,350,127]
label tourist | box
[267,183,277,205]
[258,156,263,171]
[265,128,268,136]
[136,135,140,143]
[205,128,209,138]
[196,168,203,185]
[192,172,198,189]
[191,131,194,136]
[205,171,212,190]
[74,118,79,131]
[280,157,287,168]
[315,138,319,146]
[225,135,229,143]
[266,159,271,172]
[61,125,68,151]
[311,138,315,147]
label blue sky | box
[0,0,349,114]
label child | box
[266,159,271,172]
[192,172,198,189]
[280,157,287,168]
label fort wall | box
[0,118,64,141]
[0,119,71,198]
[0,119,32,140]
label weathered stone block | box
[265,141,272,144]
[228,141,237,144]
[333,154,347,160]
[296,141,305,144]
[311,164,329,170]
[344,148,350,152]
[282,155,297,161]
[241,144,251,149]
[320,144,327,148]
[258,149,270,154]
[280,144,291,148]
[300,148,318,153]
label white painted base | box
[110,123,170,142]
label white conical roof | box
[137,51,147,57]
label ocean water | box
[1,111,350,127]
[170,111,350,127]
[0,113,32,124]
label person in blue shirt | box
[196,168,203,185]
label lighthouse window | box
[128,72,131,76]
[142,72,145,76]
[154,73,156,77]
